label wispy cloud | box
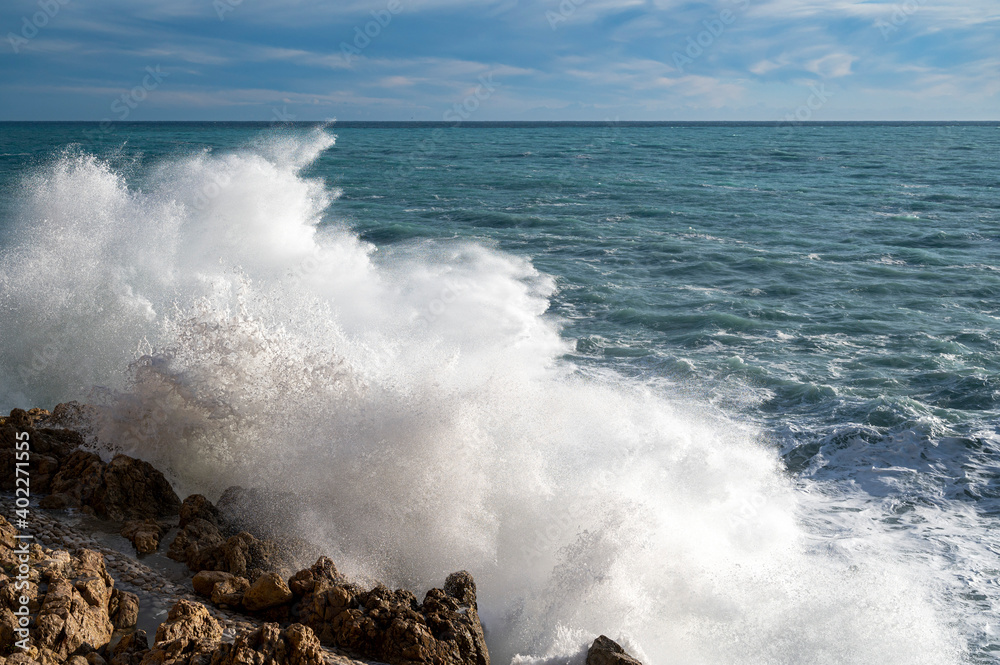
[0,0,996,119]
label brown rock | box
[86,652,108,665]
[188,532,278,582]
[33,572,113,657]
[109,589,140,629]
[288,557,342,598]
[109,629,149,665]
[142,601,224,665]
[48,451,107,511]
[47,453,181,521]
[154,600,223,645]
[209,623,324,665]
[121,521,166,555]
[586,636,642,665]
[295,570,490,665]
[210,577,250,608]
[167,519,224,567]
[190,571,249,608]
[242,572,292,612]
[191,571,237,598]
[93,455,181,521]
[178,496,224,530]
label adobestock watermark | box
[341,0,403,64]
[8,425,35,650]
[16,323,82,386]
[396,72,499,179]
[672,0,750,73]
[82,65,169,142]
[269,105,296,129]
[777,81,834,135]
[546,0,588,30]
[213,0,243,21]
[414,281,470,329]
[7,0,70,54]
[875,0,925,39]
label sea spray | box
[0,129,964,664]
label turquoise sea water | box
[1,122,998,663]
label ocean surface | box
[0,122,998,664]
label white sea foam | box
[0,130,967,664]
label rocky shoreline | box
[1,406,643,665]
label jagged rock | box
[167,519,224,568]
[121,520,167,555]
[179,496,224,530]
[48,451,107,513]
[141,600,223,665]
[288,557,343,598]
[109,629,149,665]
[296,570,490,665]
[586,636,642,665]
[109,589,140,629]
[242,572,292,612]
[210,623,324,665]
[93,455,181,521]
[188,532,279,582]
[192,571,237,597]
[2,408,50,429]
[30,548,115,659]
[47,452,181,521]
[87,652,108,665]
[36,551,73,581]
[211,577,250,608]
[155,600,223,644]
[2,519,120,661]
[191,571,249,608]
[0,409,88,495]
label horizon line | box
[2,120,998,126]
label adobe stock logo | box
[7,0,70,53]
[341,0,404,63]
[671,0,750,73]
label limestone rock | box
[31,548,115,659]
[109,629,149,665]
[178,496,224,531]
[167,519,224,568]
[210,623,324,665]
[92,455,181,521]
[242,572,292,612]
[142,600,223,665]
[191,571,250,608]
[188,532,279,582]
[586,636,642,665]
[121,521,167,555]
[155,600,223,645]
[48,451,108,513]
[109,589,140,629]
[296,569,490,665]
[288,557,343,598]
[0,408,85,494]
[47,452,181,521]
[211,576,250,608]
[192,571,238,598]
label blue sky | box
[1,0,997,120]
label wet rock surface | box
[585,636,643,665]
[1,407,509,665]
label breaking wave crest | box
[0,130,964,664]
